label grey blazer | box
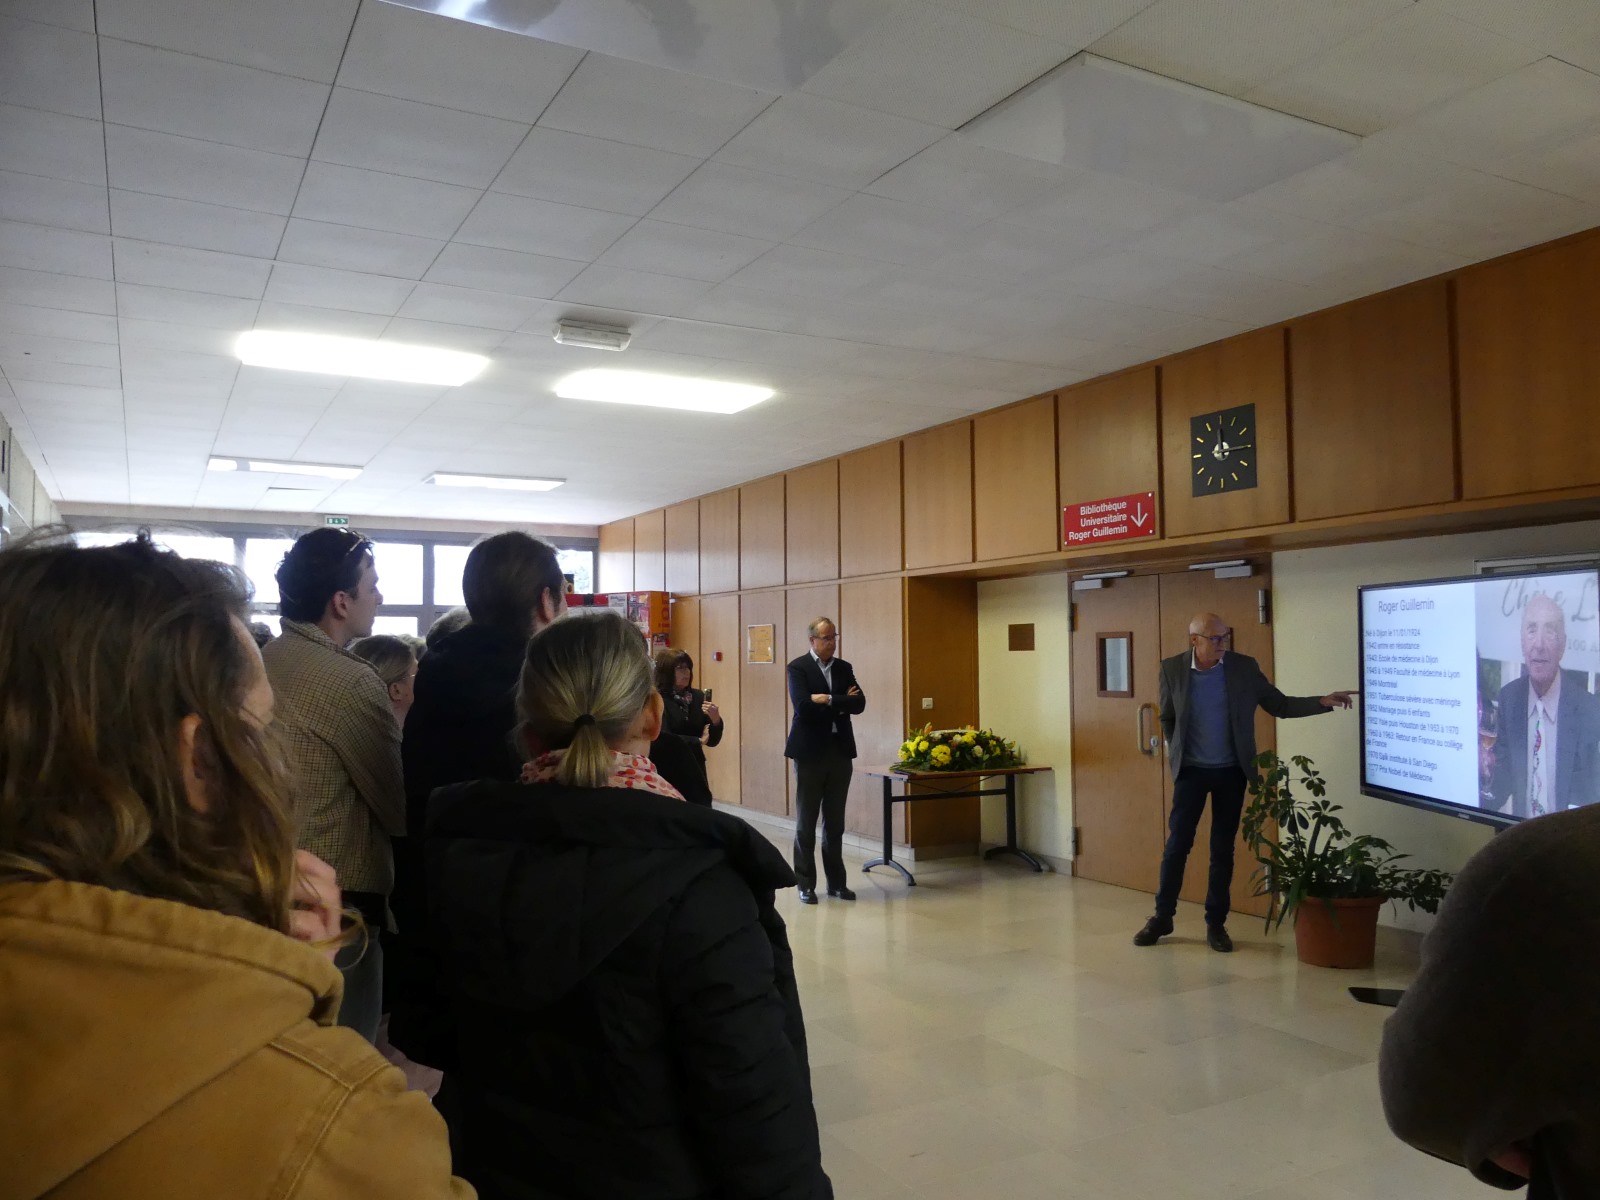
[1158,650,1329,780]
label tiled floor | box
[773,840,1476,1199]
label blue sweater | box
[1186,661,1235,768]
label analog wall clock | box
[1190,403,1258,496]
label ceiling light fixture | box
[235,330,489,386]
[555,368,774,415]
[553,320,632,352]
[207,456,362,480]
[428,472,564,492]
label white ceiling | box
[1,0,1598,525]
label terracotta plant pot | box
[1293,896,1384,968]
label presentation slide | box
[1362,570,1600,821]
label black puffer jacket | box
[422,780,832,1200]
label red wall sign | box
[1063,492,1157,546]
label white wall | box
[1272,518,1600,930]
[976,575,1074,862]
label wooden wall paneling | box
[740,475,786,590]
[664,499,700,595]
[974,396,1059,560]
[669,595,700,668]
[739,590,788,816]
[598,518,634,592]
[838,440,903,576]
[903,422,974,569]
[1161,328,1291,538]
[1291,281,1456,520]
[699,488,740,594]
[698,593,741,805]
[785,584,841,820]
[840,577,906,841]
[633,508,666,592]
[1458,232,1600,499]
[1058,368,1160,523]
[902,575,981,847]
[785,459,840,583]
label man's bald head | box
[1189,612,1231,669]
[1521,594,1567,696]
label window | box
[74,531,235,564]
[432,543,471,608]
[371,542,423,605]
[244,538,295,604]
[372,615,420,637]
[559,548,594,593]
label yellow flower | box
[930,744,952,766]
[917,739,930,753]
[961,731,976,745]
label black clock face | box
[1191,404,1258,496]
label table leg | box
[863,775,915,885]
[983,776,1044,872]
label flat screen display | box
[1360,567,1600,826]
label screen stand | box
[1348,986,1406,1007]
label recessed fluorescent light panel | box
[960,53,1358,201]
[207,456,362,480]
[555,369,774,415]
[235,330,488,386]
[428,473,564,492]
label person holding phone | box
[648,648,721,806]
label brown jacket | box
[0,879,473,1200]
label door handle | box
[1135,703,1161,757]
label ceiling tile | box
[723,245,893,300]
[492,127,701,216]
[115,282,259,330]
[381,317,514,354]
[292,161,483,240]
[311,86,531,188]
[0,302,117,343]
[0,220,112,278]
[1245,6,1543,136]
[99,38,331,157]
[104,125,305,215]
[454,192,634,260]
[277,219,443,279]
[646,162,850,242]
[1498,129,1600,204]
[537,53,775,158]
[801,4,1073,129]
[337,1,585,122]
[1434,0,1600,71]
[113,239,272,299]
[866,138,1072,219]
[2,359,121,389]
[395,282,547,331]
[118,317,238,357]
[931,0,1155,43]
[594,220,772,283]
[262,261,416,315]
[1366,58,1600,170]
[1090,0,1411,97]
[554,264,715,316]
[253,301,390,339]
[714,94,945,190]
[788,194,982,267]
[1351,173,1600,259]
[1003,168,1210,239]
[0,331,120,368]
[0,0,95,32]
[109,190,287,257]
[0,104,106,187]
[96,0,359,83]
[1127,201,1331,265]
[922,218,1112,284]
[422,242,585,299]
[0,170,109,234]
[0,14,100,119]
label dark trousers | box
[1155,764,1248,926]
[793,743,852,892]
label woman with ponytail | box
[414,611,831,1200]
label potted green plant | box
[1241,750,1452,968]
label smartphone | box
[703,688,713,702]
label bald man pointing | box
[1134,612,1355,952]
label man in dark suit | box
[1489,593,1600,818]
[785,617,866,905]
[1134,612,1355,952]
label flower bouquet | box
[894,724,1023,772]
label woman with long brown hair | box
[0,533,470,1199]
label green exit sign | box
[323,515,350,527]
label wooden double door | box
[1070,568,1274,917]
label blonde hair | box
[518,611,652,789]
[348,634,417,687]
[0,531,297,933]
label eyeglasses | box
[810,633,837,642]
[1192,630,1232,645]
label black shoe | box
[1132,916,1173,946]
[798,888,818,905]
[827,886,856,901]
[1206,924,1234,953]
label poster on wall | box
[746,623,775,664]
